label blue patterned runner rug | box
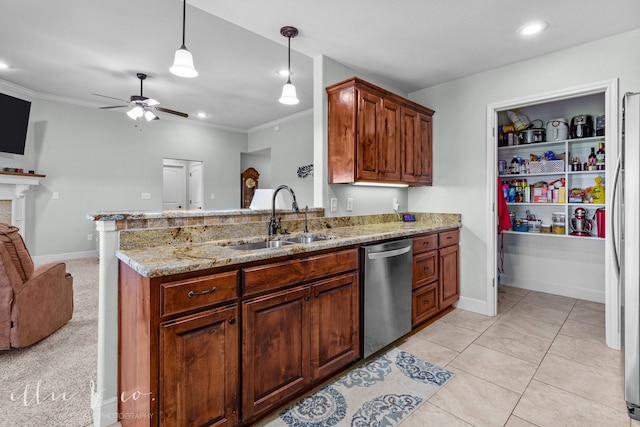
[258,347,455,427]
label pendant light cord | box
[181,0,186,47]
[286,36,292,84]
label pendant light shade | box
[279,26,299,105]
[170,45,198,78]
[279,83,299,105]
[170,0,198,78]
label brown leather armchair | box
[0,223,73,350]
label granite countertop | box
[117,219,461,278]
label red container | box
[595,208,606,238]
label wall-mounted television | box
[0,92,31,155]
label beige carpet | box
[0,257,99,427]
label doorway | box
[163,158,203,210]
[486,79,619,349]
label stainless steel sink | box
[228,240,295,250]
[285,235,328,244]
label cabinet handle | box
[305,296,310,301]
[188,287,217,298]
[229,318,236,325]
[315,292,320,298]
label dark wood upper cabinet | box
[327,77,434,186]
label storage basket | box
[529,160,564,173]
[545,160,564,173]
[513,219,529,232]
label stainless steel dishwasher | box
[361,238,413,358]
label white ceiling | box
[1,0,639,132]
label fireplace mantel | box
[0,172,45,239]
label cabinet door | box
[413,250,438,289]
[311,272,360,381]
[379,98,402,181]
[242,286,311,420]
[416,112,433,185]
[357,90,382,181]
[160,305,239,427]
[412,282,439,327]
[401,107,418,183]
[439,244,459,308]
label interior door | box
[189,162,204,210]
[163,160,187,210]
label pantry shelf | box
[499,134,606,238]
[503,230,605,241]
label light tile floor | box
[397,285,639,427]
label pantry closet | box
[486,79,619,349]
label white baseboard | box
[501,275,605,303]
[32,250,98,264]
[455,295,490,316]
[93,396,119,427]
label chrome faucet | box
[268,185,299,236]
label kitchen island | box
[90,210,461,427]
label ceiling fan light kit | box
[96,72,188,121]
[279,26,299,105]
[170,0,198,78]
[126,105,144,120]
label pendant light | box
[170,0,198,78]
[279,26,299,105]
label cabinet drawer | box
[242,248,358,297]
[413,234,438,254]
[412,282,438,327]
[160,271,238,317]
[439,229,459,247]
[412,250,437,289]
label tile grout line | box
[501,297,578,423]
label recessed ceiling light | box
[0,62,10,70]
[196,112,208,119]
[518,21,548,36]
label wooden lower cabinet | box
[242,285,311,420]
[412,281,439,327]
[411,228,460,328]
[439,243,460,308]
[160,305,239,427]
[311,273,360,381]
[242,271,360,422]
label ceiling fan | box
[95,73,188,121]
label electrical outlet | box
[52,192,59,199]
[346,198,353,211]
[330,198,338,212]
[211,193,215,199]
[87,234,93,241]
[141,193,151,199]
[392,197,398,209]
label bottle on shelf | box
[596,142,605,170]
[511,157,520,174]
[588,147,597,171]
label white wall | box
[407,29,640,307]
[0,86,250,258]
[314,55,411,216]
[248,112,314,208]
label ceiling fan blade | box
[156,107,188,118]
[92,93,128,102]
[99,105,129,109]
